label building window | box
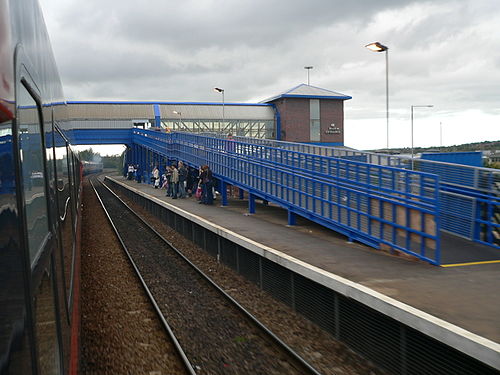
[310,99,320,141]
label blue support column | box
[239,188,244,200]
[220,180,228,206]
[147,150,151,181]
[288,209,296,226]
[249,193,256,214]
[154,103,161,128]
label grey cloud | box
[40,0,500,146]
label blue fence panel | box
[421,151,483,167]
[131,130,442,264]
[222,134,499,248]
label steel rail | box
[89,177,196,375]
[98,177,324,375]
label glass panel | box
[310,119,321,141]
[310,99,320,120]
[18,83,49,265]
[54,132,74,313]
[34,265,61,374]
[0,117,34,374]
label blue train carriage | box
[1,0,83,374]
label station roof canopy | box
[260,83,352,103]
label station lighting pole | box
[214,87,225,130]
[304,66,313,85]
[411,105,433,169]
[172,110,182,129]
[365,42,389,150]
[440,121,443,147]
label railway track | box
[90,177,324,375]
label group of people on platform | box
[127,164,143,183]
[127,161,215,205]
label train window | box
[17,81,49,265]
[44,112,56,219]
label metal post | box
[385,49,389,150]
[365,42,389,149]
[411,106,414,170]
[214,88,225,132]
[440,122,443,147]
[304,66,313,85]
[410,105,433,170]
[249,193,255,214]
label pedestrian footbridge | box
[65,119,500,266]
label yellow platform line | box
[441,259,500,267]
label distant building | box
[260,84,351,146]
[489,152,500,163]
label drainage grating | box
[339,294,401,373]
[237,247,260,286]
[262,258,293,306]
[205,230,218,258]
[294,273,337,335]
[220,238,238,270]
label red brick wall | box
[320,100,344,144]
[274,98,310,142]
[273,97,345,144]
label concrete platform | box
[108,175,500,369]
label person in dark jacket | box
[186,166,197,197]
[199,165,214,205]
[178,161,187,198]
[135,165,142,183]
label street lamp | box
[365,41,389,150]
[304,66,313,85]
[172,110,182,129]
[440,121,443,147]
[214,87,225,130]
[411,105,433,169]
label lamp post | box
[304,66,313,85]
[365,42,389,150]
[214,87,225,130]
[440,121,443,147]
[411,105,433,169]
[172,110,182,129]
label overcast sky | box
[39,0,499,153]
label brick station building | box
[261,84,351,146]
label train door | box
[13,62,63,374]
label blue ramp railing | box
[132,130,442,265]
[203,133,499,249]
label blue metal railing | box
[203,133,499,249]
[131,129,442,265]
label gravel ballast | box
[80,178,187,374]
[109,180,387,375]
